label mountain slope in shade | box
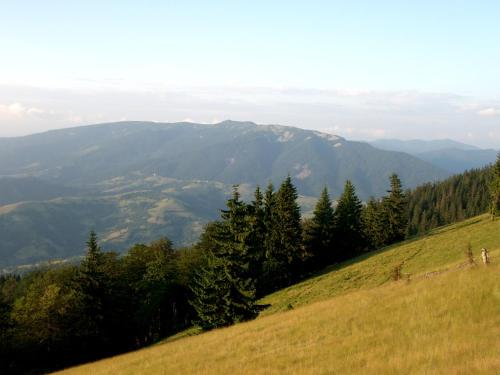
[0,176,231,269]
[414,148,498,174]
[370,138,497,174]
[0,121,448,198]
[370,138,480,154]
[0,176,79,206]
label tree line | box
[0,235,201,374]
[406,152,500,235]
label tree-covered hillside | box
[407,166,492,235]
[0,121,447,198]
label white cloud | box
[477,107,500,117]
[0,102,46,117]
[0,102,25,115]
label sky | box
[0,1,499,147]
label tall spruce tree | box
[189,222,230,329]
[248,186,266,294]
[190,187,257,329]
[263,182,275,257]
[261,183,278,293]
[362,197,385,250]
[382,174,408,244]
[77,230,108,345]
[269,176,303,285]
[490,152,500,220]
[334,180,365,260]
[303,187,335,268]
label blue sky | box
[0,1,499,146]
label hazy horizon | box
[1,1,499,147]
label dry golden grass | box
[55,216,500,375]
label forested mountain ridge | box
[0,121,449,269]
[0,121,447,197]
[406,164,495,235]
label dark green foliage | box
[263,176,303,289]
[262,183,276,263]
[334,181,365,260]
[490,153,500,220]
[0,267,87,374]
[302,187,335,267]
[247,186,266,294]
[0,275,16,373]
[77,231,111,347]
[190,248,232,329]
[382,174,408,244]
[407,166,492,235]
[362,197,386,250]
[122,238,185,345]
[1,232,194,374]
[190,188,257,329]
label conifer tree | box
[490,152,500,220]
[190,243,232,329]
[264,176,303,287]
[334,180,365,260]
[303,186,335,267]
[262,182,275,256]
[382,174,408,244]
[77,230,108,343]
[248,186,266,294]
[362,197,385,250]
[190,187,257,329]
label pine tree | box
[382,174,408,244]
[190,245,232,329]
[248,186,266,294]
[261,177,303,290]
[303,186,335,268]
[334,180,365,260]
[218,186,257,322]
[490,152,500,220]
[262,182,275,259]
[362,197,385,250]
[77,230,108,344]
[190,187,257,329]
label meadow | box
[55,215,500,374]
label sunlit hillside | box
[55,215,500,374]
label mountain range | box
[0,120,467,269]
[370,138,498,173]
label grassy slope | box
[56,215,500,374]
[260,215,499,315]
